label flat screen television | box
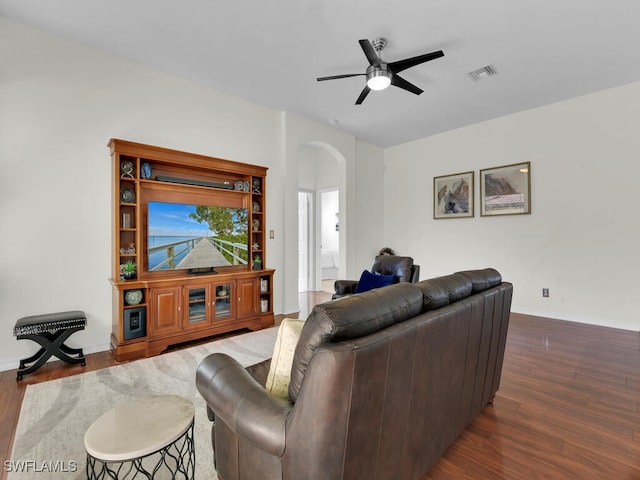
[147,201,249,272]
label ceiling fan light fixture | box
[366,68,392,91]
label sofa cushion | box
[289,282,423,403]
[457,268,502,293]
[354,270,397,294]
[431,273,473,302]
[415,279,451,311]
[265,318,305,399]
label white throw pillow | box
[265,318,305,399]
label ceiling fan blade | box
[355,86,371,105]
[388,50,444,74]
[359,39,380,66]
[391,74,424,96]
[317,73,364,82]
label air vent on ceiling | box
[468,64,498,81]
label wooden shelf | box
[109,139,274,362]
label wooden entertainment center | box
[109,139,274,361]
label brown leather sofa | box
[196,268,512,480]
[332,254,420,299]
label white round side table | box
[84,395,195,479]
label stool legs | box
[16,326,86,380]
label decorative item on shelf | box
[124,289,143,305]
[119,245,136,255]
[252,177,261,194]
[234,180,245,191]
[120,160,134,178]
[244,180,251,192]
[252,242,260,251]
[260,278,268,292]
[260,298,269,313]
[252,255,262,271]
[253,218,260,230]
[122,212,131,229]
[120,187,135,204]
[217,287,227,297]
[252,201,260,213]
[120,260,137,280]
[141,162,152,179]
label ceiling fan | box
[317,37,444,105]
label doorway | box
[298,189,339,293]
[319,189,339,293]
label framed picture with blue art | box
[433,171,474,219]
[480,162,531,216]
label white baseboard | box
[511,307,638,332]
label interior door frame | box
[298,190,315,292]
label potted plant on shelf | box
[253,255,262,271]
[120,260,137,280]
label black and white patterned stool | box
[13,310,87,380]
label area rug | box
[9,327,278,479]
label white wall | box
[384,81,640,331]
[0,17,384,370]
[354,140,386,271]
[0,16,283,369]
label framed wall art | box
[433,171,474,219]
[480,162,531,216]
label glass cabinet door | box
[214,283,233,320]
[186,286,208,326]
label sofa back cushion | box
[456,268,502,293]
[415,268,502,313]
[288,282,423,403]
[415,273,472,311]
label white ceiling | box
[2,0,640,148]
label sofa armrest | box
[334,280,358,296]
[196,353,291,456]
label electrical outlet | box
[542,288,549,298]
[269,229,275,239]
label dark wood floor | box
[1,292,639,479]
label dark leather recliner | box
[332,255,420,299]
